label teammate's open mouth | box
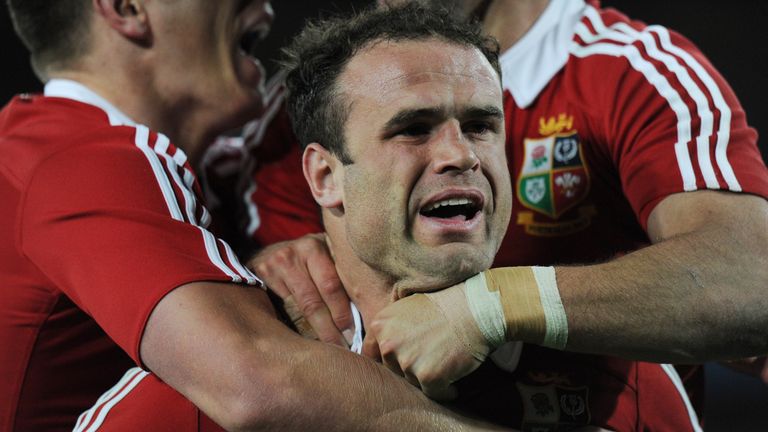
[238,27,268,60]
[419,197,482,222]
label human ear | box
[93,0,151,43]
[303,143,344,209]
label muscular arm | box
[365,190,768,397]
[559,190,768,362]
[140,281,505,431]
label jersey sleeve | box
[597,23,768,228]
[243,101,323,246]
[19,125,261,366]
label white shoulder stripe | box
[610,21,720,190]
[198,226,242,283]
[154,134,199,225]
[133,126,261,285]
[570,38,698,191]
[220,238,260,285]
[660,364,704,432]
[577,7,741,192]
[73,367,149,432]
[649,25,741,191]
[134,125,185,220]
[576,7,697,191]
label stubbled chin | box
[392,257,482,300]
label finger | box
[295,291,345,346]
[306,250,353,341]
[276,261,346,346]
[282,295,319,340]
[246,246,292,299]
[361,333,381,360]
[421,382,459,401]
[262,275,290,300]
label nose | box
[430,120,480,174]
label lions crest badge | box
[516,114,595,237]
[518,132,589,218]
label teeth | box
[423,197,473,212]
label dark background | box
[2,1,767,429]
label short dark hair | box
[282,2,501,163]
[6,0,92,76]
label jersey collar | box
[499,0,587,108]
[44,79,136,127]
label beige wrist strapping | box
[464,266,568,350]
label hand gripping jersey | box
[0,80,260,431]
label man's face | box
[335,38,512,292]
[148,0,273,130]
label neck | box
[324,221,393,329]
[52,55,214,166]
[482,0,551,52]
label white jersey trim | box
[499,0,586,108]
[133,125,261,286]
[572,10,699,192]
[660,364,704,432]
[574,5,740,193]
[242,83,287,237]
[73,367,149,432]
[648,25,741,192]
[44,79,135,127]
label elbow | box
[209,368,289,432]
[206,352,310,432]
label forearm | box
[557,192,768,362]
[142,282,501,431]
[257,336,502,431]
[557,224,768,362]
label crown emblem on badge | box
[539,113,574,136]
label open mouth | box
[238,24,269,60]
[419,196,482,222]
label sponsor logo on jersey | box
[516,114,594,237]
[516,382,591,432]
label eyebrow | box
[382,105,504,131]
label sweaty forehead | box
[340,39,500,103]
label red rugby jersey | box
[0,80,260,431]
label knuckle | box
[418,372,442,388]
[271,248,296,265]
[331,310,352,326]
[316,277,342,294]
[378,340,397,356]
[368,318,385,334]
[297,297,327,317]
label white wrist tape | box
[465,272,506,347]
[531,266,568,350]
[463,266,568,350]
